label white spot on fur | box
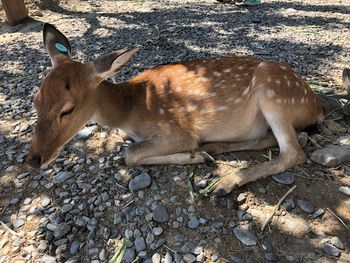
[301,97,305,103]
[175,86,182,92]
[217,106,229,111]
[223,68,232,73]
[275,79,281,85]
[159,108,165,115]
[266,89,275,98]
[213,71,221,77]
[279,65,287,70]
[242,87,250,96]
[238,65,245,70]
[243,72,249,76]
[276,98,282,104]
[287,80,291,87]
[234,98,242,104]
[179,106,185,112]
[291,98,295,104]
[199,77,209,83]
[304,88,308,95]
[210,92,217,97]
[283,99,288,103]
[267,77,272,83]
[226,97,235,102]
[295,81,300,87]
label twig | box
[163,244,177,254]
[0,221,21,237]
[327,208,349,231]
[214,160,240,168]
[307,135,322,149]
[261,185,297,231]
[315,249,339,259]
[325,101,349,119]
[115,182,128,190]
[296,167,311,178]
[121,200,134,209]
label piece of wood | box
[1,0,28,25]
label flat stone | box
[53,171,74,184]
[12,219,25,228]
[41,196,51,207]
[324,243,340,257]
[183,254,196,263]
[297,199,315,213]
[77,125,98,140]
[134,237,146,252]
[330,236,345,250]
[70,240,81,255]
[339,186,350,196]
[188,217,200,229]
[152,253,161,263]
[282,198,295,211]
[164,252,172,263]
[272,171,295,185]
[99,248,108,261]
[123,248,136,263]
[237,193,246,203]
[152,204,169,223]
[62,204,73,213]
[312,208,325,218]
[152,227,163,236]
[265,252,278,262]
[129,173,151,191]
[310,145,350,167]
[233,227,258,246]
[41,254,56,263]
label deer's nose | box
[27,154,41,168]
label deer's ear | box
[43,23,72,66]
[92,47,139,81]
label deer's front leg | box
[124,134,212,166]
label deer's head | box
[27,23,138,168]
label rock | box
[183,254,196,263]
[312,208,325,218]
[282,198,295,211]
[324,243,340,257]
[297,199,315,213]
[41,196,51,207]
[62,204,73,213]
[77,125,98,140]
[233,227,258,246]
[265,252,278,262]
[310,145,350,167]
[70,240,80,255]
[54,224,71,239]
[41,254,56,263]
[188,217,200,229]
[237,193,246,203]
[53,172,74,184]
[134,237,146,252]
[123,248,136,263]
[330,236,345,250]
[285,255,296,262]
[152,253,161,263]
[339,186,350,196]
[99,248,108,261]
[272,171,294,185]
[152,227,163,236]
[129,173,151,191]
[298,132,309,147]
[152,204,169,223]
[12,219,25,228]
[164,252,172,263]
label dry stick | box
[261,185,297,232]
[0,221,21,237]
[163,244,177,254]
[327,208,350,231]
[307,135,322,149]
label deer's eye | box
[60,107,75,119]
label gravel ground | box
[0,0,350,262]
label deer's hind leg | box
[212,99,307,195]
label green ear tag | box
[55,42,68,53]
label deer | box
[27,23,324,195]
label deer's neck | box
[92,79,145,130]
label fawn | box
[28,23,324,195]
